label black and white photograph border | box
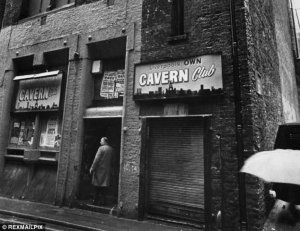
[0,0,300,231]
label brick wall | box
[118,37,142,218]
[0,27,13,173]
[1,0,113,28]
[0,0,143,212]
[274,0,300,122]
[140,0,240,229]
[139,0,298,230]
[2,0,22,27]
[242,0,298,230]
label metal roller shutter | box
[147,117,205,223]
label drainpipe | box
[229,0,248,230]
[289,1,299,58]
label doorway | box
[77,117,121,209]
[144,117,207,225]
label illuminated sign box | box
[134,55,223,100]
[14,71,63,112]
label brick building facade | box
[0,0,299,230]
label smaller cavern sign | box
[14,72,62,111]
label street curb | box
[0,209,107,231]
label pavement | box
[1,196,299,231]
[263,200,300,231]
[0,197,196,231]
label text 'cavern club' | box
[134,55,223,97]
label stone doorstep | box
[71,200,118,216]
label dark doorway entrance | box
[77,117,121,210]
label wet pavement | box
[1,196,299,230]
[263,200,300,231]
[0,197,196,231]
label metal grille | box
[147,117,205,223]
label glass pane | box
[39,115,62,150]
[9,116,35,147]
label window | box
[9,114,62,151]
[93,58,125,106]
[7,71,64,160]
[39,115,62,150]
[9,115,36,148]
[20,0,75,19]
[171,0,184,36]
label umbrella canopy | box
[240,149,300,185]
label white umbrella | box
[240,149,300,185]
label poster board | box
[100,70,124,99]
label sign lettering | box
[134,55,222,99]
[19,87,49,101]
[15,74,62,111]
[139,69,188,86]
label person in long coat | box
[89,137,114,205]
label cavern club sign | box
[13,71,62,111]
[134,55,223,99]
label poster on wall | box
[10,120,35,146]
[10,122,21,144]
[100,70,125,99]
[100,72,115,98]
[115,69,125,97]
[45,118,58,146]
[40,117,58,147]
[14,73,62,111]
[134,55,223,99]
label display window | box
[93,58,125,106]
[9,115,35,147]
[7,71,64,160]
[39,115,62,150]
[8,114,62,150]
[14,72,62,112]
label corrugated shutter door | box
[147,117,205,223]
